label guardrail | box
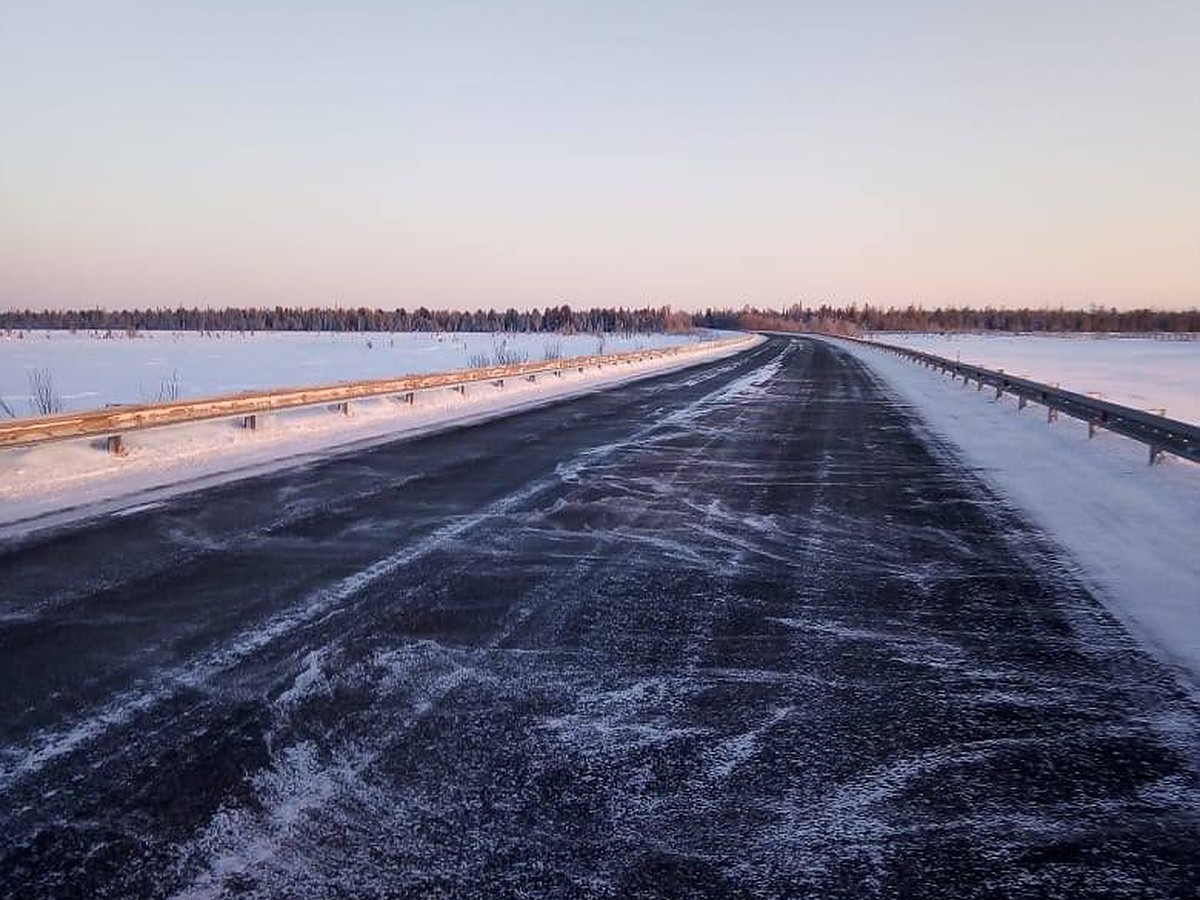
[0,335,753,453]
[845,335,1199,465]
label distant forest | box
[0,305,693,335]
[0,303,1195,334]
[696,304,1199,334]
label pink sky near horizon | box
[2,2,1197,313]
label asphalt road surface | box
[1,337,1196,899]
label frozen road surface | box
[1,337,1196,898]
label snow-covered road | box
[1,337,1194,898]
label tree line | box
[1,303,1194,335]
[0,305,695,334]
[694,304,1199,334]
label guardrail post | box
[1149,446,1163,465]
[1047,405,1058,424]
[106,434,125,455]
[1018,395,1027,411]
[455,384,466,396]
[241,415,257,430]
[1088,418,1100,439]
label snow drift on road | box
[839,337,1200,694]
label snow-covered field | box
[0,329,704,415]
[0,333,756,534]
[839,337,1200,694]
[873,332,1200,424]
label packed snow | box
[0,333,756,534]
[838,337,1200,694]
[871,332,1200,424]
[0,329,703,414]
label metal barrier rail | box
[0,336,753,452]
[845,335,1199,464]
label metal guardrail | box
[0,336,753,452]
[846,335,1200,465]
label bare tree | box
[28,368,62,415]
[491,337,528,366]
[466,338,530,368]
[0,392,14,418]
[154,370,182,403]
[542,339,563,362]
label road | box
[1,336,1196,898]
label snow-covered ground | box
[839,337,1200,695]
[872,332,1200,424]
[0,334,757,535]
[4,328,1195,693]
[0,329,704,414]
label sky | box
[1,1,1197,312]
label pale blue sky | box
[2,1,1197,310]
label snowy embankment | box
[874,332,1200,424]
[0,329,702,413]
[837,336,1200,693]
[0,330,755,535]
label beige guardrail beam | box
[0,336,753,450]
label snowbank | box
[873,332,1199,425]
[0,335,759,537]
[0,329,705,415]
[838,337,1200,694]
